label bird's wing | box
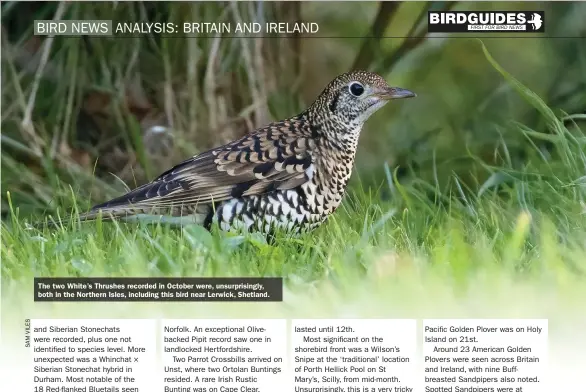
[92,118,316,210]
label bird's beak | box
[375,87,416,100]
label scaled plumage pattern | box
[77,71,416,234]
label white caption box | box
[291,319,418,392]
[30,319,157,392]
[423,319,548,392]
[161,319,287,392]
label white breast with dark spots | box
[212,161,325,233]
[215,188,320,233]
[309,132,359,216]
[214,129,359,234]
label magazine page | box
[1,1,585,391]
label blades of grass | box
[514,122,562,143]
[480,40,562,133]
[479,40,578,171]
[562,113,586,122]
[502,210,532,268]
[478,171,515,198]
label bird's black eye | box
[349,82,364,97]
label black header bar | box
[34,277,282,302]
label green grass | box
[1,28,585,309]
[3,121,585,296]
[2,163,586,315]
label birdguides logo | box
[428,11,545,33]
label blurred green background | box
[1,1,585,219]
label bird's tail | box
[28,206,209,230]
[27,207,144,230]
[77,208,141,222]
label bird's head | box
[310,70,416,131]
